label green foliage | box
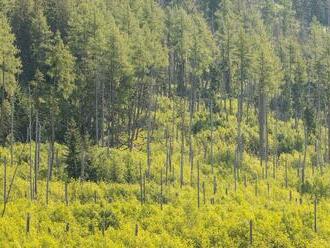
[1,1,330,247]
[47,31,76,100]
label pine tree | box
[216,0,237,113]
[0,13,21,145]
[65,119,82,179]
[253,22,282,177]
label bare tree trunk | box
[259,90,267,174]
[146,117,152,178]
[180,103,185,188]
[10,96,14,168]
[2,154,19,217]
[249,220,253,245]
[139,162,143,205]
[3,159,6,204]
[210,99,214,174]
[237,80,244,173]
[26,213,30,234]
[101,81,105,146]
[213,176,217,195]
[65,182,68,206]
[202,182,206,205]
[328,105,330,162]
[160,168,163,210]
[189,91,194,187]
[95,78,99,146]
[50,100,55,181]
[197,161,200,208]
[34,112,39,197]
[143,171,146,203]
[46,143,51,205]
[234,149,238,192]
[56,149,59,177]
[80,151,85,181]
[302,126,307,189]
[285,160,288,188]
[314,197,317,233]
[29,87,33,200]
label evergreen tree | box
[0,13,21,144]
[253,21,283,174]
[65,119,82,179]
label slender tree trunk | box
[213,176,217,195]
[189,88,194,187]
[328,104,330,162]
[26,213,30,234]
[202,182,205,205]
[259,89,267,172]
[34,112,39,197]
[3,159,6,204]
[95,78,99,146]
[314,197,317,232]
[139,162,143,205]
[160,169,163,210]
[237,80,244,169]
[10,96,14,168]
[101,81,105,146]
[80,151,85,181]
[2,156,19,217]
[180,104,185,188]
[64,182,68,206]
[29,87,33,200]
[197,161,200,208]
[285,160,288,188]
[50,108,55,180]
[46,143,51,205]
[234,149,238,192]
[210,100,214,174]
[302,126,307,189]
[1,62,4,145]
[147,114,152,178]
[249,220,253,245]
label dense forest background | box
[0,0,329,153]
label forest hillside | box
[0,0,330,247]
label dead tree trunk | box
[328,105,330,162]
[26,213,30,234]
[34,112,39,197]
[28,86,33,200]
[180,103,185,188]
[65,182,68,206]
[285,160,288,188]
[202,182,206,205]
[46,143,51,205]
[139,162,143,205]
[314,197,317,233]
[213,176,217,195]
[10,96,14,168]
[210,100,214,174]
[249,220,253,245]
[3,159,6,204]
[259,90,267,174]
[160,168,163,210]
[80,151,85,181]
[197,161,200,208]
